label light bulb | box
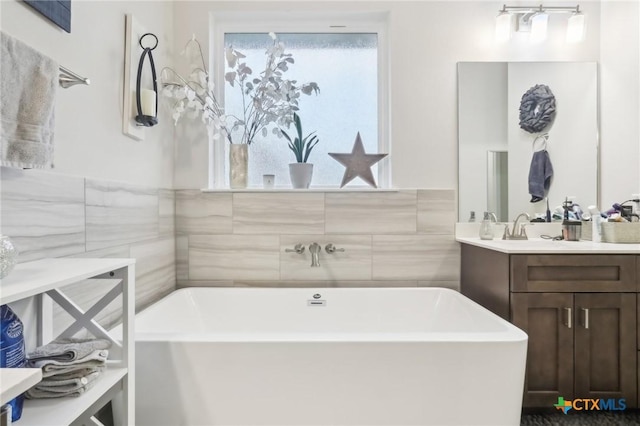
[530,12,549,43]
[566,12,585,43]
[495,11,512,42]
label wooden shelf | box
[0,258,135,305]
[18,368,127,426]
[0,368,42,405]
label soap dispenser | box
[479,212,498,240]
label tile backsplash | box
[0,167,176,334]
[176,189,460,290]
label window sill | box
[201,186,400,193]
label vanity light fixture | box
[566,8,586,43]
[495,4,584,43]
[135,33,159,127]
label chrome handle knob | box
[285,243,305,254]
[325,244,345,254]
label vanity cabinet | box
[511,292,636,407]
[460,243,639,408]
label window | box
[210,15,389,188]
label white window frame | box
[208,11,390,189]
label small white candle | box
[140,89,156,116]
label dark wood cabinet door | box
[511,293,575,407]
[574,293,637,407]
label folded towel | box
[28,338,111,362]
[32,371,101,393]
[528,150,554,203]
[0,31,57,169]
[41,366,105,381]
[25,377,98,399]
[29,349,109,377]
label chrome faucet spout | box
[309,242,321,267]
[503,212,530,240]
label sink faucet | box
[309,242,321,267]
[503,213,530,240]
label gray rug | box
[520,411,640,425]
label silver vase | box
[229,144,248,189]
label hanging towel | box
[0,31,57,169]
[27,338,111,363]
[528,150,554,203]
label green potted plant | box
[281,113,319,188]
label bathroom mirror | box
[457,62,598,222]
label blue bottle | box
[1,304,26,422]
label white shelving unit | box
[0,258,135,426]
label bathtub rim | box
[131,287,528,344]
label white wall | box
[172,1,603,192]
[172,1,639,214]
[600,0,640,209]
[0,0,175,188]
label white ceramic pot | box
[289,163,313,189]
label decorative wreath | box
[519,84,556,133]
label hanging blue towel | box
[528,150,553,203]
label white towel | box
[0,31,57,169]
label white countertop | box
[455,222,640,254]
[456,237,640,254]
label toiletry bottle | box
[587,206,602,243]
[479,212,497,240]
[1,304,26,422]
[469,211,476,222]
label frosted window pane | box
[223,33,378,187]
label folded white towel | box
[0,31,57,169]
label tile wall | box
[176,189,460,289]
[0,167,176,333]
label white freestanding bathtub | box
[134,287,527,426]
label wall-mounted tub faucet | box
[325,244,345,254]
[285,244,305,254]
[309,242,321,267]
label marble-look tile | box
[418,281,460,291]
[159,189,175,237]
[233,193,324,234]
[335,280,418,287]
[54,245,132,338]
[1,167,85,262]
[372,235,460,281]
[417,189,456,235]
[177,280,234,288]
[189,235,280,280]
[280,235,372,281]
[176,235,189,281]
[234,280,329,288]
[130,237,176,311]
[325,191,417,234]
[175,190,232,235]
[85,179,158,251]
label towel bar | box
[59,65,90,88]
